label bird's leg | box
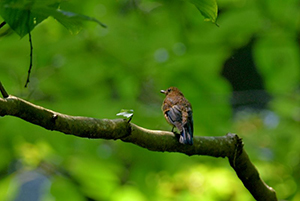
[171,126,175,132]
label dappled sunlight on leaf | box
[0,175,18,201]
[256,162,298,199]
[111,186,147,201]
[67,156,120,200]
[15,140,54,169]
[155,165,251,200]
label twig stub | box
[0,82,9,98]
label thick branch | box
[0,86,277,201]
[0,95,232,157]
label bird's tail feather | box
[179,128,193,145]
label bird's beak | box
[160,90,166,94]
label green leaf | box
[188,0,218,25]
[31,8,107,35]
[0,0,60,37]
[0,0,106,37]
[116,109,134,120]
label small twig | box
[0,21,6,29]
[0,81,9,98]
[24,30,33,88]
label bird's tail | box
[179,126,193,145]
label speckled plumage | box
[161,87,193,145]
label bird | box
[160,87,193,145]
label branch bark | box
[0,83,277,201]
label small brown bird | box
[161,87,193,145]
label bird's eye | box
[167,89,171,93]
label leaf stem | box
[24,30,33,88]
[24,10,33,88]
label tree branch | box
[0,21,6,29]
[0,83,277,201]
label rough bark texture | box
[0,82,277,201]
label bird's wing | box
[165,105,182,127]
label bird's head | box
[160,87,183,96]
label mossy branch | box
[0,82,277,201]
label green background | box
[0,0,299,200]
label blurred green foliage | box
[0,0,299,200]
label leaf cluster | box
[0,0,106,37]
